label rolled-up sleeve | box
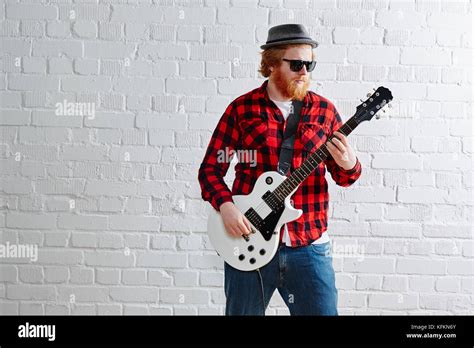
[198,104,240,211]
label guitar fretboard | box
[272,116,359,202]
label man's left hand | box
[326,131,357,171]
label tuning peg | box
[366,93,372,97]
[375,114,381,119]
[360,98,364,102]
[387,103,392,108]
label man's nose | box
[299,65,308,75]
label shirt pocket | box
[239,118,268,149]
[299,116,329,159]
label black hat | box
[260,24,319,50]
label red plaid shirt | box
[198,80,361,247]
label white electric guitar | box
[207,87,393,271]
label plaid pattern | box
[198,80,361,247]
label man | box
[198,24,362,315]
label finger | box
[334,132,349,146]
[327,143,343,161]
[331,138,349,161]
[242,217,253,233]
[327,140,341,156]
[226,225,240,238]
[326,141,336,156]
[236,221,250,236]
[331,137,347,153]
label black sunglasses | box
[282,58,317,72]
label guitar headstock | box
[355,86,393,123]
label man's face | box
[271,45,313,101]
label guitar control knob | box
[248,245,254,252]
[249,258,256,264]
[259,249,266,255]
[239,254,245,261]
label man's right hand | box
[219,202,252,238]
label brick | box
[58,214,107,230]
[427,12,471,29]
[59,4,110,21]
[49,57,73,74]
[338,292,366,308]
[7,285,56,300]
[7,4,57,19]
[46,21,70,38]
[58,286,108,303]
[9,75,59,91]
[19,266,43,283]
[72,21,97,39]
[376,10,426,29]
[398,188,448,204]
[0,20,20,37]
[111,5,163,22]
[139,43,188,60]
[401,47,451,65]
[6,213,54,229]
[85,251,134,267]
[33,40,82,57]
[110,286,158,302]
[84,42,134,59]
[334,27,359,44]
[99,22,123,41]
[348,46,399,65]
[323,10,373,26]
[137,252,186,268]
[397,258,446,275]
[109,215,159,231]
[160,288,209,304]
[96,269,120,285]
[149,270,173,286]
[368,293,417,309]
[0,265,17,282]
[70,267,94,284]
[344,257,395,273]
[97,304,121,315]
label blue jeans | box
[224,242,338,316]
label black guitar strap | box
[277,100,303,176]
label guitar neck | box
[272,115,359,202]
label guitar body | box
[207,171,302,271]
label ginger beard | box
[272,67,310,101]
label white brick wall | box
[0,0,472,316]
